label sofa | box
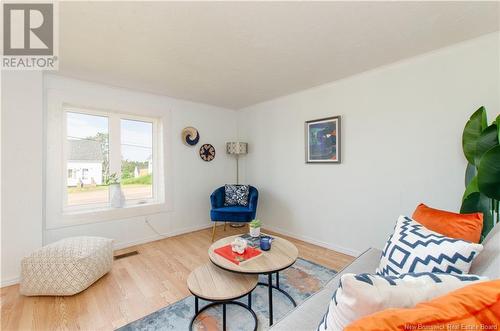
[270,224,500,330]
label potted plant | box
[460,107,500,240]
[108,173,125,208]
[249,219,262,237]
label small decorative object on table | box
[260,236,273,251]
[108,173,125,208]
[249,219,261,237]
[230,237,248,254]
[239,233,274,248]
[214,244,261,265]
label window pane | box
[66,112,109,206]
[120,119,153,201]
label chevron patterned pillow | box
[317,272,486,331]
[376,216,483,276]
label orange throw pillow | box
[345,280,500,331]
[412,203,483,243]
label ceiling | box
[59,1,499,110]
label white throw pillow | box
[376,215,483,276]
[317,272,486,331]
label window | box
[45,91,168,228]
[63,107,162,212]
[66,112,109,206]
[120,119,153,201]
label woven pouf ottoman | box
[20,236,113,296]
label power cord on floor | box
[145,217,168,237]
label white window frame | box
[63,107,161,212]
[46,91,169,229]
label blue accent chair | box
[210,186,259,241]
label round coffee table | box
[187,263,258,331]
[208,234,299,326]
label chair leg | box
[224,222,227,231]
[211,222,217,242]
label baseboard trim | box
[1,277,20,288]
[113,223,213,250]
[263,225,361,257]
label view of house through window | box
[120,119,153,201]
[66,112,109,206]
[66,109,157,209]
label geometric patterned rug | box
[117,258,337,331]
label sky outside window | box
[121,119,153,161]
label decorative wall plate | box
[181,127,200,146]
[199,144,216,162]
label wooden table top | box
[187,263,258,301]
[208,234,299,274]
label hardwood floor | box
[1,225,354,331]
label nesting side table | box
[208,234,299,326]
[187,263,258,331]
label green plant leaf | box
[474,123,498,166]
[464,163,477,187]
[497,115,500,143]
[460,192,494,240]
[462,107,487,164]
[462,175,478,202]
[249,219,261,228]
[477,145,500,200]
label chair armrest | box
[248,188,259,212]
[210,187,224,208]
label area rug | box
[117,258,336,331]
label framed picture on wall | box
[305,116,341,163]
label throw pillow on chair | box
[224,184,250,206]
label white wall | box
[1,71,44,285]
[237,33,500,256]
[1,74,238,286]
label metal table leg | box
[257,271,298,326]
[222,303,226,331]
[189,296,258,331]
[268,273,273,326]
